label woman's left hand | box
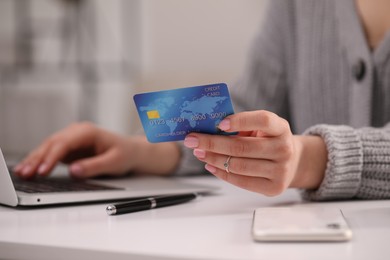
[183,110,326,196]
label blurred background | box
[0,0,266,158]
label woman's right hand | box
[13,122,145,179]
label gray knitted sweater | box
[176,0,390,201]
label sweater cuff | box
[301,125,363,201]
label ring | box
[224,156,232,173]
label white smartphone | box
[252,207,353,242]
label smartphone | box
[251,207,352,242]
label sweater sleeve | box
[230,0,292,120]
[302,123,390,200]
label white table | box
[1,175,390,260]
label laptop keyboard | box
[12,177,121,193]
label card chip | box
[147,110,160,119]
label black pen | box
[106,193,198,215]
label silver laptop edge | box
[0,149,18,206]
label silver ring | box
[224,156,232,173]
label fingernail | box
[13,164,23,173]
[218,119,231,131]
[193,149,206,159]
[184,136,199,148]
[70,164,84,177]
[37,163,48,175]
[205,164,216,173]
[21,164,32,176]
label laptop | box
[0,148,215,207]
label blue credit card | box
[133,83,235,143]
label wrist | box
[129,136,150,173]
[131,136,181,175]
[290,135,327,189]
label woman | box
[14,0,390,201]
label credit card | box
[133,83,235,143]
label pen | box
[106,193,198,215]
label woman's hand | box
[13,122,181,179]
[184,110,327,196]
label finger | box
[186,134,290,159]
[13,142,52,178]
[204,164,280,196]
[34,141,72,176]
[69,149,124,178]
[15,138,75,178]
[194,150,275,179]
[15,122,98,178]
[219,110,290,136]
[13,162,39,179]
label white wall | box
[138,0,265,90]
